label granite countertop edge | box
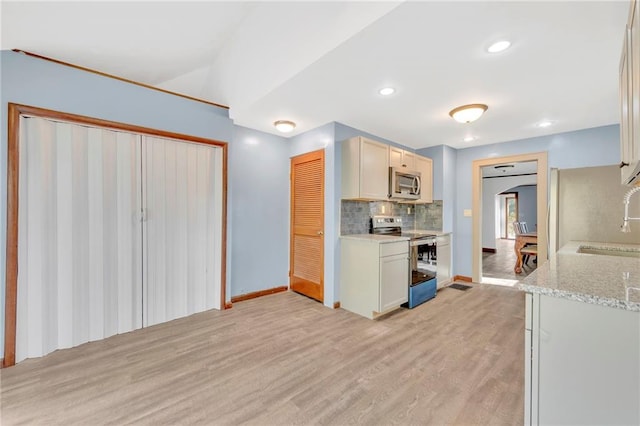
[517,283,640,312]
[517,240,640,312]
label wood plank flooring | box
[0,283,525,425]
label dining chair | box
[513,221,537,265]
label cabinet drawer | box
[380,241,408,257]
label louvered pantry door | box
[290,149,324,302]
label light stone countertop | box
[339,234,410,243]
[517,241,640,312]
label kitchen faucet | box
[621,186,640,232]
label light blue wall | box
[418,144,457,275]
[454,125,620,276]
[231,126,289,297]
[512,185,537,227]
[442,145,457,233]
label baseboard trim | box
[482,247,497,253]
[231,286,288,303]
[224,302,233,310]
[453,275,472,283]
[333,301,341,309]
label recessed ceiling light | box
[274,120,296,133]
[487,40,511,53]
[449,104,488,123]
[464,135,475,142]
[379,87,395,96]
[537,120,553,128]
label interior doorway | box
[472,152,548,284]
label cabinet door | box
[403,151,416,170]
[536,295,640,425]
[379,253,408,312]
[389,146,404,168]
[390,147,416,169]
[631,0,640,174]
[621,28,632,184]
[360,138,390,199]
[436,236,451,285]
[415,155,433,203]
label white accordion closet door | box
[143,136,223,327]
[16,117,143,363]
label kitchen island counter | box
[517,240,640,312]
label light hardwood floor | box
[0,284,525,425]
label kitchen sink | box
[578,246,640,258]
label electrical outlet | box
[463,209,472,217]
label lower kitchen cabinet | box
[436,234,452,287]
[524,293,640,425]
[340,237,409,319]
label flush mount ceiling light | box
[449,104,488,123]
[463,135,475,142]
[273,120,296,133]
[379,87,395,96]
[537,120,554,128]
[487,40,511,53]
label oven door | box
[410,237,437,285]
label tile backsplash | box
[341,200,443,235]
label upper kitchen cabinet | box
[342,136,390,200]
[390,146,416,170]
[620,0,640,185]
[415,155,433,203]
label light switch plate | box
[463,209,472,217]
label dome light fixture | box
[463,135,475,142]
[274,120,296,133]
[537,120,553,128]
[449,104,488,123]
[487,40,511,53]
[379,87,395,96]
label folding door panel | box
[16,117,142,363]
[143,137,222,327]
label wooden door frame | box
[289,149,325,302]
[472,152,548,283]
[3,103,228,368]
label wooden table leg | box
[514,238,525,273]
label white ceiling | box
[1,1,629,150]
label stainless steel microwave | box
[389,167,421,200]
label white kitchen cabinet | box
[620,0,640,185]
[342,136,390,200]
[390,146,416,170]
[436,234,452,287]
[524,293,640,425]
[340,238,409,319]
[415,155,433,203]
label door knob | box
[317,231,324,235]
